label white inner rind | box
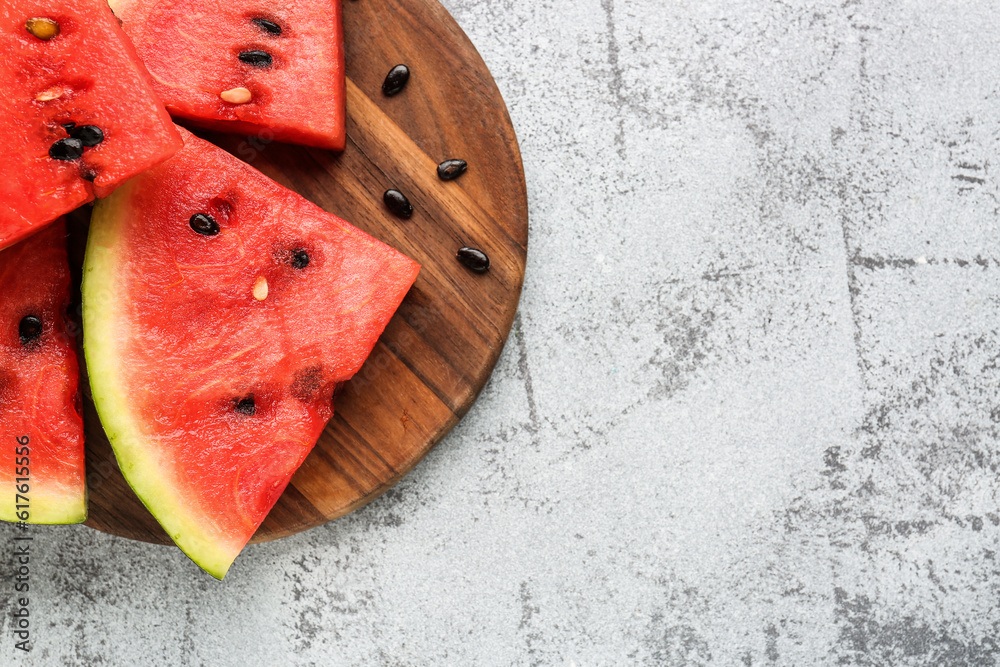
[82,183,240,580]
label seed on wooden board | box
[457,247,490,273]
[251,18,282,35]
[437,159,468,181]
[49,137,83,161]
[25,17,59,40]
[70,125,104,147]
[235,395,255,415]
[238,50,273,67]
[189,213,220,236]
[220,87,252,104]
[383,189,413,219]
[253,276,269,301]
[18,315,42,345]
[381,65,410,96]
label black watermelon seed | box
[70,125,104,147]
[81,170,97,182]
[382,65,410,96]
[291,249,310,269]
[457,247,490,273]
[437,159,468,181]
[18,315,42,345]
[25,17,59,40]
[189,213,220,236]
[235,395,256,415]
[383,189,413,219]
[251,18,282,35]
[239,50,273,67]
[49,137,83,161]
[61,122,76,131]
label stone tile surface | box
[3,0,1000,664]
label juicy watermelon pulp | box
[82,127,419,578]
[0,0,182,249]
[0,221,86,524]
[109,0,346,150]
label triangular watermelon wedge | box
[82,128,418,578]
[108,0,346,150]
[0,0,182,249]
[0,220,86,525]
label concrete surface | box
[4,0,1000,664]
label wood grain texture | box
[80,0,528,544]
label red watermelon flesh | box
[0,220,86,525]
[109,0,346,150]
[82,127,419,577]
[0,0,183,250]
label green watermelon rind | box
[0,494,87,525]
[82,181,236,580]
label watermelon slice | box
[82,127,419,578]
[0,221,86,525]
[108,0,346,150]
[0,0,183,250]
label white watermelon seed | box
[220,87,252,104]
[26,17,60,41]
[253,276,268,301]
[35,88,63,101]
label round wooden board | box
[79,0,528,545]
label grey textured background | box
[4,0,1000,664]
